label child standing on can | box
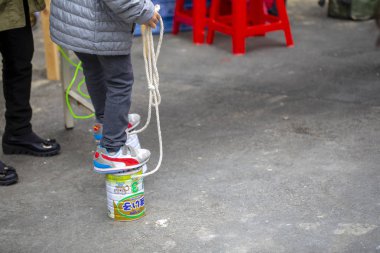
[50,0,160,173]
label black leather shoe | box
[2,132,61,157]
[0,161,18,186]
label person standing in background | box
[0,0,61,186]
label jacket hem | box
[51,37,132,56]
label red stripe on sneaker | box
[101,154,139,166]
[128,123,132,129]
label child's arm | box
[101,0,155,25]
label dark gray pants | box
[75,52,133,151]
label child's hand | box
[144,12,160,29]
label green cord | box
[65,61,95,119]
[59,46,94,119]
[77,78,91,99]
[58,46,83,70]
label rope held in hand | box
[132,7,164,179]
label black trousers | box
[0,0,33,136]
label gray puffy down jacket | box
[50,0,154,55]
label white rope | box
[132,7,164,179]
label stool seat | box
[207,0,294,54]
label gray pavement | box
[1,1,380,252]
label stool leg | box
[172,20,180,35]
[193,0,207,44]
[172,0,185,35]
[276,0,294,47]
[232,0,247,55]
[250,0,266,36]
[206,0,220,44]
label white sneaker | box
[93,145,150,174]
[93,113,141,142]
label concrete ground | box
[1,1,380,252]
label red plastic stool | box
[207,0,294,55]
[172,0,208,44]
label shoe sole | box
[93,158,149,174]
[2,143,60,157]
[0,177,18,186]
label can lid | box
[105,169,143,181]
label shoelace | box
[121,145,135,156]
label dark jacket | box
[0,0,45,32]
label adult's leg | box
[0,0,60,156]
[98,54,133,151]
[0,17,34,136]
[75,52,107,123]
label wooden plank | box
[40,0,60,80]
[59,47,75,129]
[68,90,95,113]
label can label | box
[105,169,145,221]
[113,192,145,220]
[106,178,143,196]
